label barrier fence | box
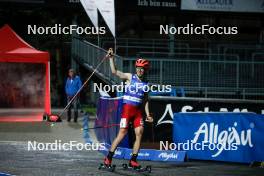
[72,37,264,100]
[71,37,123,85]
[124,58,264,100]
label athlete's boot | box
[129,160,141,169]
[103,157,112,166]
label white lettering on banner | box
[181,105,193,112]
[115,149,122,155]
[192,122,253,157]
[123,95,142,103]
[158,152,178,161]
[138,0,148,6]
[196,0,233,6]
[156,104,174,126]
[181,0,264,13]
[138,0,177,7]
[156,104,261,126]
[138,152,150,157]
[129,152,149,157]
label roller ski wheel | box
[98,163,116,172]
[122,163,152,173]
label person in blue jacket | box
[65,68,82,122]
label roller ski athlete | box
[98,48,153,172]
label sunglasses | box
[136,67,145,72]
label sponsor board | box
[153,150,186,162]
[99,143,186,162]
[148,98,264,142]
[123,149,154,160]
[181,0,264,13]
[173,113,264,163]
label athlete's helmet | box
[135,58,150,70]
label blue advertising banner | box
[122,148,186,162]
[113,147,126,159]
[98,143,126,159]
[173,113,264,163]
[124,149,154,161]
[99,143,186,162]
[152,150,186,162]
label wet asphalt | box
[0,119,263,176]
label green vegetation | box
[82,105,97,116]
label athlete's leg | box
[129,112,144,167]
[104,104,134,165]
[104,118,129,165]
[132,110,144,155]
[129,126,144,167]
[110,128,128,152]
[132,126,144,155]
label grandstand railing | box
[137,51,239,61]
[72,37,264,100]
[85,37,264,60]
[123,58,264,100]
[71,37,123,84]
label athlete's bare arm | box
[144,93,153,122]
[107,48,132,81]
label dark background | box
[0,0,263,107]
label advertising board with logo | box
[173,113,264,163]
[148,97,264,142]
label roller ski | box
[122,160,152,173]
[98,157,116,172]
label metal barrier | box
[85,37,264,61]
[124,58,264,100]
[72,37,264,100]
[71,37,123,85]
[137,51,239,61]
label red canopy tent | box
[0,24,50,121]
